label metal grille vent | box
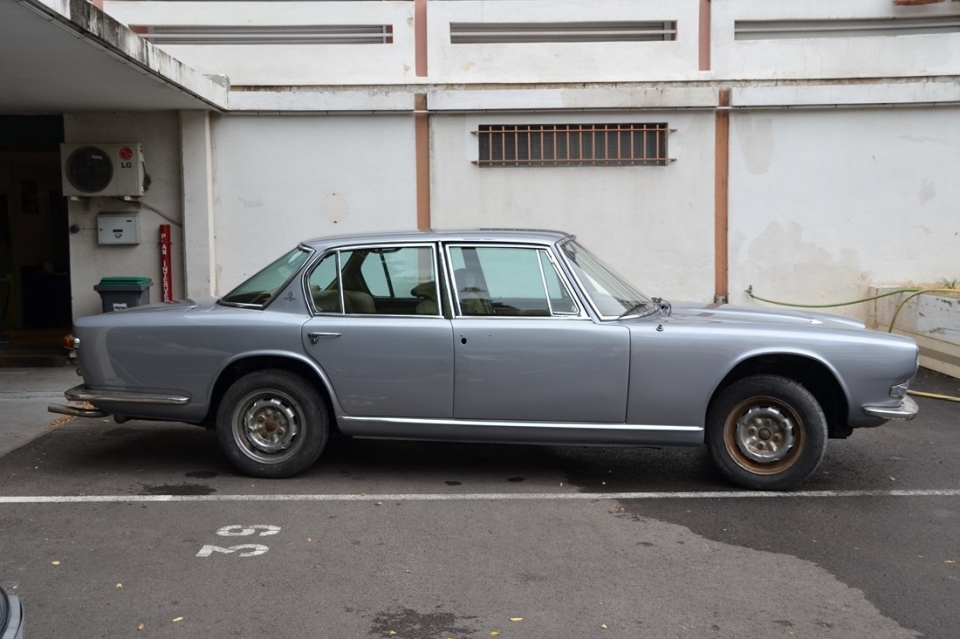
[475,124,673,168]
[451,21,677,44]
[736,15,960,40]
[135,24,394,45]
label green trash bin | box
[94,277,152,312]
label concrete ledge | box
[870,287,960,379]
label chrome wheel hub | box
[242,397,299,454]
[735,405,796,463]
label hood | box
[667,302,866,330]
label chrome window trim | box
[336,249,345,314]
[536,248,555,316]
[443,242,589,320]
[340,415,702,432]
[539,245,582,316]
[303,242,443,318]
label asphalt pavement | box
[0,364,79,458]
[0,367,958,639]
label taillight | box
[63,334,80,350]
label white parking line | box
[0,488,959,504]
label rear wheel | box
[707,375,827,490]
[216,370,328,478]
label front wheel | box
[707,375,827,490]
[216,370,329,478]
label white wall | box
[712,0,960,80]
[428,0,700,84]
[104,1,416,86]
[104,0,960,87]
[429,111,717,302]
[210,114,418,293]
[727,107,960,313]
[63,112,185,318]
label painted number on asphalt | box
[196,525,282,558]
[217,524,282,537]
[196,544,269,558]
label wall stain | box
[734,116,775,175]
[918,179,936,206]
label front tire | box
[707,375,827,490]
[216,370,328,478]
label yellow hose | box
[744,286,923,309]
[886,288,960,333]
[908,390,960,403]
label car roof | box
[301,228,574,250]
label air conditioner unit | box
[61,143,147,197]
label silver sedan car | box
[50,230,919,490]
[1,586,23,639]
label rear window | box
[220,247,311,307]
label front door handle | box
[308,332,341,345]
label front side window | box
[307,245,439,316]
[560,240,653,318]
[220,247,311,307]
[448,245,579,317]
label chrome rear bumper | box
[64,384,189,405]
[47,384,190,419]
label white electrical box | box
[97,214,140,245]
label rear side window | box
[221,247,311,307]
[307,245,440,316]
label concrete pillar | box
[180,111,216,298]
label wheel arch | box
[203,352,340,430]
[707,352,852,439]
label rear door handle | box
[308,332,341,345]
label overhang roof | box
[0,0,228,115]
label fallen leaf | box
[601,624,608,629]
[137,622,145,631]
[51,561,61,566]
[116,583,123,589]
[889,476,896,481]
[172,617,183,622]
[946,560,956,564]
[388,631,397,637]
[509,617,523,622]
[490,633,501,637]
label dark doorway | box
[0,115,71,360]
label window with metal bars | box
[475,124,672,167]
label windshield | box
[560,240,653,318]
[220,246,311,307]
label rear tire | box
[707,375,827,490]
[216,370,328,478]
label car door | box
[447,244,630,424]
[301,243,454,419]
